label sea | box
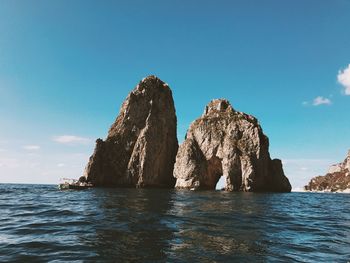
[0,184,349,262]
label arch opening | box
[202,156,224,190]
[215,175,226,190]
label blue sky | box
[0,0,349,189]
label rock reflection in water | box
[87,188,176,261]
[167,191,269,262]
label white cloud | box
[53,135,90,145]
[337,64,350,95]
[57,163,65,167]
[29,162,40,168]
[312,96,331,106]
[23,145,40,151]
[0,152,90,184]
[0,158,20,168]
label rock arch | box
[174,99,291,192]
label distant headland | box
[305,150,350,193]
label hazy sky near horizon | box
[0,0,350,189]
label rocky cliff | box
[83,76,178,188]
[304,150,350,192]
[173,99,291,192]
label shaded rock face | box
[173,99,291,192]
[305,150,350,192]
[84,76,178,188]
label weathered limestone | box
[83,76,178,188]
[173,99,291,192]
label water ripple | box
[0,184,349,262]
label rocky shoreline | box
[81,76,291,192]
[292,188,350,194]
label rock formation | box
[304,150,350,192]
[173,99,291,192]
[83,76,178,188]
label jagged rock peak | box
[203,99,234,115]
[202,99,258,124]
[83,75,178,188]
[135,75,169,92]
[174,99,291,192]
[327,149,350,174]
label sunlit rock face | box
[173,99,291,192]
[305,150,350,192]
[84,76,178,188]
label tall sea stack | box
[83,76,178,188]
[173,99,291,192]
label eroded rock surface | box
[84,76,178,188]
[174,99,291,192]
[305,150,350,192]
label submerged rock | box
[304,150,350,192]
[173,99,291,192]
[84,76,178,188]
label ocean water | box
[0,184,349,262]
